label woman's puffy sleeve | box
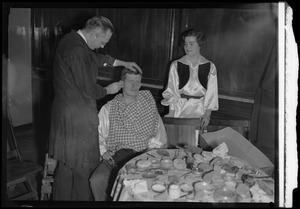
[161,61,181,110]
[98,102,111,158]
[203,63,219,111]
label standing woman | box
[161,29,218,129]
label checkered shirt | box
[106,90,159,154]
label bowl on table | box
[153,169,166,176]
[152,182,166,193]
[125,163,137,173]
[136,159,152,170]
[224,180,237,188]
[194,181,214,191]
[156,149,170,157]
[151,159,161,168]
[213,187,237,202]
[161,158,173,169]
[192,167,204,177]
[173,158,186,170]
[180,183,194,193]
[141,171,157,179]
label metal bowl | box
[152,183,166,193]
[180,183,193,192]
[161,158,173,169]
[192,167,204,176]
[213,188,237,202]
[194,181,214,191]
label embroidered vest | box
[177,62,211,90]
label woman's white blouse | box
[161,55,219,118]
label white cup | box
[169,184,181,199]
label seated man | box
[89,67,167,201]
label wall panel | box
[8,8,33,126]
[178,5,277,100]
[31,7,275,124]
[96,8,173,86]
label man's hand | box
[114,59,142,73]
[105,81,123,94]
[102,150,115,164]
[124,62,142,74]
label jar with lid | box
[169,184,181,199]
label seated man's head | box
[121,67,142,99]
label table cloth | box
[110,145,274,202]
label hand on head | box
[126,62,142,74]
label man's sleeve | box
[69,47,108,99]
[95,53,116,68]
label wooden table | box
[110,148,274,202]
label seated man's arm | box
[98,103,111,160]
[148,116,168,149]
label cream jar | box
[169,184,181,199]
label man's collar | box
[77,30,87,44]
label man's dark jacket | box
[49,30,115,168]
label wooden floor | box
[6,123,44,202]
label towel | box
[124,179,148,194]
[212,142,228,158]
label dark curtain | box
[249,37,277,165]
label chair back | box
[162,117,201,148]
[6,108,22,161]
[6,107,43,200]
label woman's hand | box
[200,116,210,128]
[201,110,211,129]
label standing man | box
[48,16,142,201]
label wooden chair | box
[6,108,43,200]
[40,153,57,201]
[162,117,201,148]
[162,117,251,150]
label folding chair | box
[6,108,43,200]
[40,153,57,201]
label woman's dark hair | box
[180,29,207,48]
